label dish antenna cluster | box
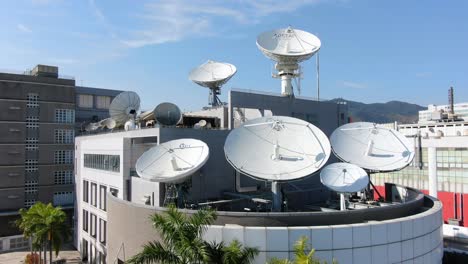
[224,116,331,211]
[136,138,209,207]
[328,122,415,204]
[257,27,321,96]
[189,60,237,106]
[109,91,141,131]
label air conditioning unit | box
[447,218,461,226]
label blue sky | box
[1,0,467,111]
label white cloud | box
[17,24,32,33]
[341,81,367,89]
[93,0,327,48]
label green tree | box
[127,204,217,264]
[267,236,335,264]
[16,202,70,264]
[127,205,258,264]
[206,240,258,264]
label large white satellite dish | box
[154,102,182,126]
[256,27,321,96]
[224,116,331,211]
[189,60,237,106]
[224,116,330,181]
[330,122,415,172]
[320,163,369,193]
[136,138,209,184]
[109,91,141,125]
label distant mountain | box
[329,99,425,124]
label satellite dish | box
[154,102,182,126]
[85,122,100,132]
[330,122,415,172]
[198,120,207,128]
[189,60,237,106]
[224,116,330,182]
[320,163,369,193]
[109,91,141,125]
[256,27,321,96]
[136,138,209,184]
[99,118,116,129]
[224,116,331,211]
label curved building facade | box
[106,186,443,264]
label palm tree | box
[206,240,258,264]
[267,236,334,264]
[16,203,70,264]
[127,204,217,264]
[128,205,259,264]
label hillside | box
[329,99,425,124]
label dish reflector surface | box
[330,122,415,172]
[109,91,141,124]
[189,60,237,89]
[154,102,182,126]
[224,116,331,181]
[256,27,321,64]
[320,163,369,193]
[136,138,209,183]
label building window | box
[91,183,97,207]
[26,116,39,128]
[99,219,107,245]
[90,213,97,238]
[83,180,89,203]
[83,154,120,172]
[54,171,73,185]
[27,93,39,107]
[25,160,38,172]
[24,199,36,207]
[54,109,75,123]
[25,143,38,151]
[53,191,73,206]
[24,181,38,194]
[77,94,94,108]
[99,185,107,211]
[9,237,29,249]
[96,96,111,109]
[83,209,88,232]
[54,150,73,164]
[82,239,88,261]
[54,129,74,144]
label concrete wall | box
[106,194,443,264]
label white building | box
[419,103,468,123]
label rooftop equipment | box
[189,60,237,106]
[139,102,182,127]
[256,27,321,96]
[109,91,141,127]
[224,116,331,211]
[136,138,210,207]
[320,162,369,210]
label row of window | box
[82,209,107,245]
[26,116,39,129]
[54,171,73,185]
[25,160,38,172]
[55,109,75,123]
[77,94,112,109]
[55,150,73,164]
[83,180,117,211]
[55,129,74,144]
[83,154,120,172]
[27,93,39,108]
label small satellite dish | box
[320,163,369,193]
[85,122,100,132]
[256,27,321,96]
[109,91,141,125]
[100,118,116,129]
[224,116,331,181]
[330,122,415,172]
[136,138,209,183]
[198,120,207,128]
[189,60,237,106]
[154,102,182,126]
